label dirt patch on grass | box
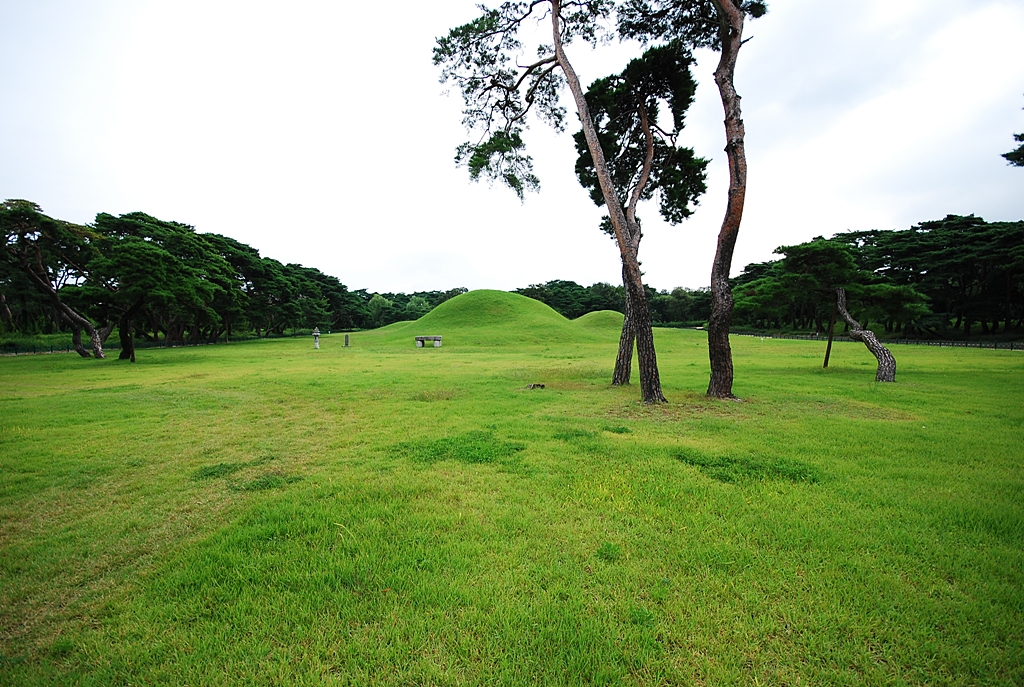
[816,399,920,422]
[606,394,746,422]
[410,388,460,402]
[500,365,609,382]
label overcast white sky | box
[2,0,1023,292]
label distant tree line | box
[363,289,469,329]
[0,200,466,358]
[732,215,1024,338]
[514,279,711,325]
[6,200,1019,362]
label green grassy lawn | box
[1,290,1022,685]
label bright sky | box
[2,0,1022,293]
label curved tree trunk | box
[68,320,90,358]
[15,247,105,358]
[706,0,748,399]
[553,0,665,403]
[98,320,115,344]
[836,287,896,382]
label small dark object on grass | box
[525,383,545,389]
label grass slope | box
[574,310,625,330]
[1,291,1023,685]
[372,290,606,346]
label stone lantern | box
[312,327,320,349]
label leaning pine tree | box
[435,0,670,404]
[572,40,708,385]
[0,199,110,359]
[835,287,896,382]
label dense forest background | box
[732,215,1023,338]
[3,202,1022,351]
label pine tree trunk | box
[88,328,105,359]
[118,312,136,362]
[69,322,90,358]
[706,0,748,399]
[612,265,635,385]
[552,0,665,403]
[823,299,837,368]
[629,278,664,400]
[836,287,896,382]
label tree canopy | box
[1,201,470,357]
[436,0,674,403]
[1004,96,1024,166]
[573,40,708,229]
[1004,133,1024,167]
[732,216,1024,337]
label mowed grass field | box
[1,290,1022,685]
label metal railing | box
[729,330,1021,351]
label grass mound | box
[574,309,624,330]
[366,290,609,346]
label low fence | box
[729,330,1022,351]
[0,330,344,357]
[4,329,1021,356]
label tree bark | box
[67,319,90,358]
[612,265,635,385]
[836,287,896,382]
[706,0,747,399]
[98,320,115,344]
[552,0,665,403]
